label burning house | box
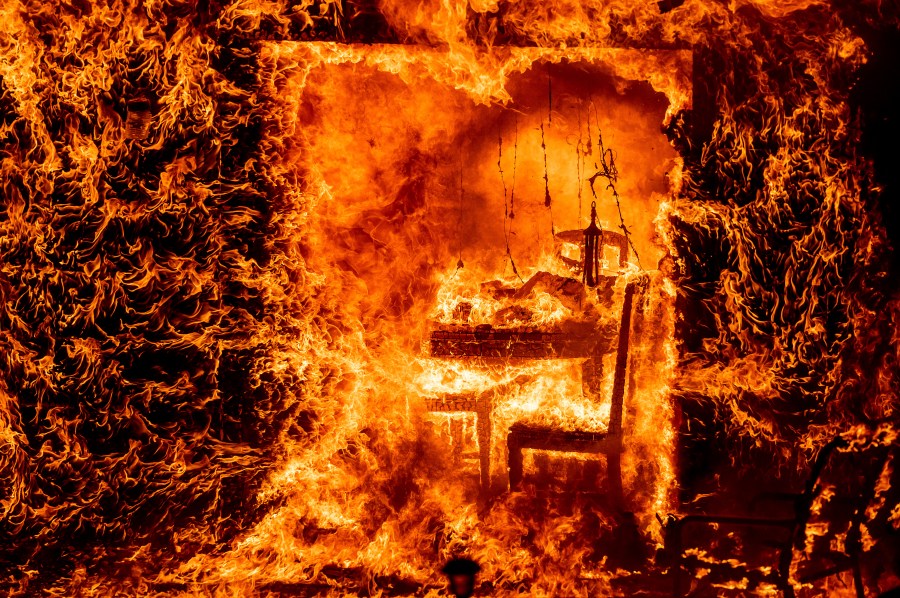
[0,0,898,596]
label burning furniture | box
[424,314,614,497]
[423,391,493,493]
[425,200,645,505]
[506,279,639,508]
[664,433,898,597]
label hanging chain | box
[586,107,643,271]
[540,120,551,209]
[498,122,523,282]
[576,106,583,228]
[456,161,464,270]
[510,117,518,220]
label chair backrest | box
[664,435,893,597]
[607,280,640,443]
[794,435,894,556]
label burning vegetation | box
[0,0,898,596]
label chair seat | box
[507,423,616,492]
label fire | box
[0,0,898,596]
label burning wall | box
[193,41,684,591]
[0,0,897,596]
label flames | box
[0,0,897,596]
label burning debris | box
[0,0,898,596]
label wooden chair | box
[425,230,640,500]
[663,436,894,597]
[506,279,641,508]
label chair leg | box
[508,437,523,491]
[773,522,798,598]
[852,556,865,598]
[450,417,463,463]
[477,407,492,495]
[607,450,623,511]
[780,580,796,598]
[673,565,685,598]
[669,521,686,597]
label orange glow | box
[1,0,898,596]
